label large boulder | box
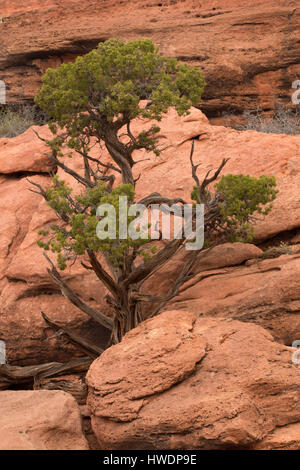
[86,310,300,450]
[1,1,299,117]
[0,390,88,450]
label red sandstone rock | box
[0,175,51,286]
[0,1,299,117]
[0,390,88,450]
[132,107,300,241]
[165,252,300,346]
[87,310,300,450]
[1,106,300,364]
[0,125,55,174]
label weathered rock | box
[132,108,300,241]
[0,177,111,365]
[37,374,88,405]
[0,175,51,285]
[142,241,263,317]
[254,423,300,450]
[291,230,300,244]
[80,404,101,450]
[166,253,300,345]
[0,390,88,450]
[1,105,300,364]
[87,310,300,450]
[0,125,55,174]
[0,275,111,365]
[0,129,113,364]
[1,1,299,117]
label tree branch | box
[122,238,183,288]
[41,311,104,357]
[189,140,229,203]
[43,253,113,330]
[87,249,122,299]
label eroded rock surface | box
[87,310,300,450]
[0,390,88,450]
[1,106,300,364]
[1,1,299,117]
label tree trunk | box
[104,129,135,187]
[109,290,143,345]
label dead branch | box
[189,140,229,203]
[44,253,113,330]
[138,192,187,207]
[86,250,122,298]
[200,158,229,201]
[148,249,199,318]
[41,311,104,358]
[122,238,183,287]
[0,357,92,390]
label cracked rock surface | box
[1,106,300,364]
[0,390,89,450]
[86,310,300,450]
[1,1,299,117]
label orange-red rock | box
[1,106,300,364]
[87,310,300,450]
[164,251,300,345]
[0,125,55,174]
[0,390,88,450]
[0,1,299,117]
[133,107,300,241]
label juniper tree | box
[30,38,278,352]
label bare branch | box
[76,148,121,174]
[138,192,187,207]
[0,357,92,389]
[87,249,122,299]
[32,128,49,143]
[189,140,229,203]
[122,238,183,288]
[42,311,104,357]
[26,178,48,199]
[43,253,113,330]
[126,121,138,146]
[190,140,201,198]
[199,158,229,201]
[50,151,95,188]
[148,249,199,318]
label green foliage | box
[40,172,279,269]
[191,173,278,243]
[35,38,278,274]
[35,38,206,271]
[38,179,155,269]
[191,186,211,204]
[35,38,206,155]
[45,176,73,216]
[215,174,278,242]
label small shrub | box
[262,242,293,259]
[234,106,300,135]
[0,105,47,138]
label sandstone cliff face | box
[1,0,300,117]
[1,107,300,366]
